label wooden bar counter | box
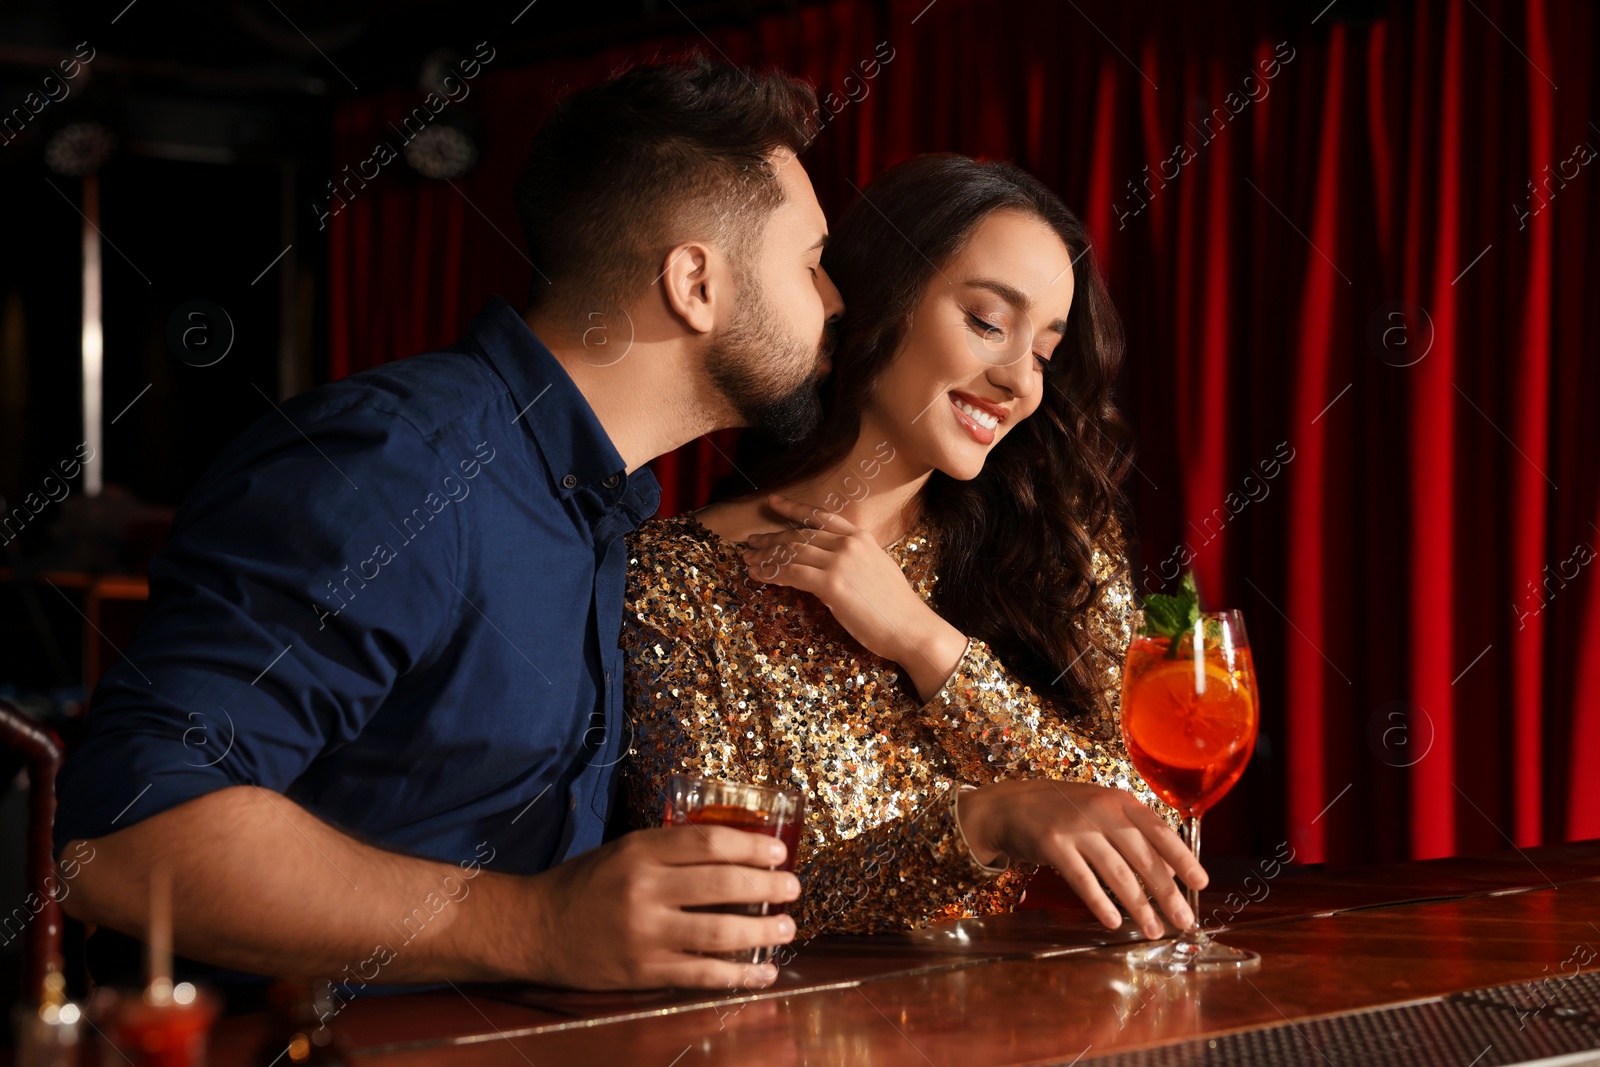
[208,841,1600,1065]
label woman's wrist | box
[901,612,969,701]
[952,785,1007,869]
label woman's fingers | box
[766,494,862,536]
[1125,801,1209,890]
[744,528,847,552]
[1079,836,1165,939]
[1049,846,1125,932]
[984,783,1211,941]
[763,493,835,530]
[745,546,833,582]
[1108,824,1192,931]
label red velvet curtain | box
[327,0,1600,865]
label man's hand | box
[955,780,1206,939]
[514,826,800,990]
[62,786,798,991]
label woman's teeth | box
[954,398,999,430]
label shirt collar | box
[468,296,659,513]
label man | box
[54,56,844,992]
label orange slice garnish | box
[1126,660,1255,770]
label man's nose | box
[818,266,845,323]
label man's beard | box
[706,279,833,445]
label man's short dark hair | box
[515,55,818,319]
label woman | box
[619,154,1204,941]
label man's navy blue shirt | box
[54,297,661,875]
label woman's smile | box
[949,389,1007,444]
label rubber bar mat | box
[1074,970,1600,1066]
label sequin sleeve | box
[616,536,752,819]
[787,781,1013,936]
[620,609,1014,936]
[619,523,1016,937]
[917,536,1179,825]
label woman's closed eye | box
[968,310,1054,370]
[966,310,1004,341]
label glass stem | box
[1184,815,1202,935]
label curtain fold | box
[1511,0,1554,849]
[1284,23,1346,862]
[326,0,1600,864]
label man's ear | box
[658,240,720,335]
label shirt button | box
[561,474,578,489]
[602,474,620,489]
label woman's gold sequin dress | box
[619,513,1175,936]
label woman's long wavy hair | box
[718,153,1136,719]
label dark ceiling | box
[1,0,832,100]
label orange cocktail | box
[1121,633,1258,820]
[1119,601,1262,972]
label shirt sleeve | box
[53,395,466,855]
[915,537,1181,828]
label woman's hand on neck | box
[741,493,969,698]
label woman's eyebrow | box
[963,277,1068,335]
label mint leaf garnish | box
[1140,570,1202,640]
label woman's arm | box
[907,550,1207,939]
[786,782,1013,936]
[621,524,1028,937]
[913,555,1183,835]
[743,498,1172,817]
[741,504,1202,937]
[620,605,1010,937]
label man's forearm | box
[62,785,532,984]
